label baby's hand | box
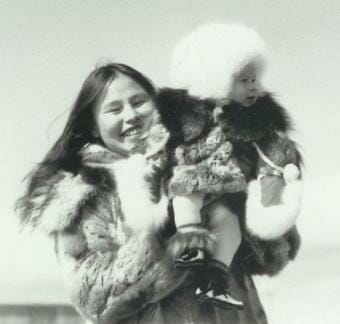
[283,164,300,183]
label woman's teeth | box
[122,126,141,137]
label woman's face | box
[93,73,156,156]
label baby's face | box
[229,63,259,107]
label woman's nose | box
[123,104,138,123]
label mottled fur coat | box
[22,138,300,323]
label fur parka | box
[157,88,303,242]
[20,136,302,324]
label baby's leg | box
[172,193,203,227]
[195,203,243,309]
[207,203,242,267]
[169,193,215,266]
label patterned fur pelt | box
[167,128,246,197]
[157,88,247,198]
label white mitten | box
[283,164,300,183]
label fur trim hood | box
[219,93,293,142]
[170,23,268,99]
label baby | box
[156,23,303,307]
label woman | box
[16,63,300,324]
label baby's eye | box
[240,78,248,83]
[252,77,256,83]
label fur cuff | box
[245,179,303,240]
[167,226,216,258]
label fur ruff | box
[112,154,169,233]
[245,179,303,240]
[220,93,292,142]
[28,143,170,236]
[82,144,170,234]
[170,23,268,98]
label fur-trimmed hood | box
[170,23,268,99]
[219,93,293,142]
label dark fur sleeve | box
[234,226,301,276]
[156,88,215,144]
[240,133,303,274]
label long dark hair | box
[16,63,157,226]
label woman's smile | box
[121,124,142,138]
[93,72,156,156]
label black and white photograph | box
[1,1,339,323]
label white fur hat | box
[170,23,268,99]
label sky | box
[0,0,339,321]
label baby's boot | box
[195,259,244,310]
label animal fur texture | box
[112,154,169,234]
[80,142,171,237]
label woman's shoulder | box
[22,163,115,234]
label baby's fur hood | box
[170,23,267,99]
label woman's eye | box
[133,100,145,108]
[106,104,122,114]
[132,98,148,108]
[111,108,121,113]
